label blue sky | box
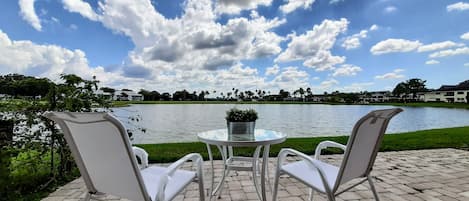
[0,0,468,94]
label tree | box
[279,89,289,99]
[392,82,408,100]
[100,87,116,94]
[139,89,160,101]
[298,87,305,101]
[60,74,84,86]
[392,78,427,102]
[406,78,427,100]
[161,92,171,101]
[306,87,312,99]
[198,91,206,100]
[0,74,111,200]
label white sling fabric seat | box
[45,112,205,201]
[273,108,403,201]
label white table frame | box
[198,129,286,201]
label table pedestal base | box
[205,144,271,201]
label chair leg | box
[198,177,205,201]
[367,175,380,201]
[84,192,92,201]
[272,169,281,201]
[326,192,336,201]
[307,188,314,201]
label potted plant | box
[225,108,258,135]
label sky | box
[0,0,468,94]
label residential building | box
[422,80,469,103]
[113,90,144,101]
[359,91,392,103]
[94,90,113,100]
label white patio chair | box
[44,112,205,201]
[273,108,403,201]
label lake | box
[112,104,469,144]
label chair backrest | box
[334,108,402,190]
[44,112,151,201]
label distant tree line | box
[0,74,53,98]
[0,74,452,104]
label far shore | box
[113,100,469,109]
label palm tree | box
[299,87,305,101]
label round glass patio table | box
[198,129,286,201]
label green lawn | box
[135,126,469,163]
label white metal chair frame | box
[273,108,403,201]
[45,112,205,201]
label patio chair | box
[273,108,403,201]
[44,112,205,201]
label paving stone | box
[42,148,469,201]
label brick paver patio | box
[43,148,469,201]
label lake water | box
[112,104,469,144]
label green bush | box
[225,108,258,122]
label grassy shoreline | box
[113,100,469,109]
[136,126,469,163]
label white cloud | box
[337,82,374,93]
[425,60,440,65]
[69,24,78,30]
[51,17,60,23]
[461,32,469,40]
[62,0,99,21]
[429,47,469,58]
[417,41,463,52]
[447,2,469,12]
[374,69,405,80]
[19,0,42,31]
[0,28,297,93]
[276,18,348,71]
[12,0,298,92]
[265,64,280,76]
[77,0,286,73]
[329,0,344,5]
[0,29,122,85]
[370,39,422,55]
[320,79,339,88]
[214,0,272,15]
[273,66,308,82]
[342,24,379,50]
[384,6,397,13]
[280,0,315,14]
[272,66,309,91]
[342,30,367,50]
[464,63,469,67]
[332,64,362,77]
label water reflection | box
[112,104,469,144]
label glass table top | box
[197,129,286,146]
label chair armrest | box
[165,153,203,178]
[314,141,346,160]
[156,153,203,201]
[132,146,149,169]
[277,148,333,192]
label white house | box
[360,91,392,103]
[113,90,143,101]
[94,90,113,100]
[422,80,469,103]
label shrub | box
[225,108,258,122]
